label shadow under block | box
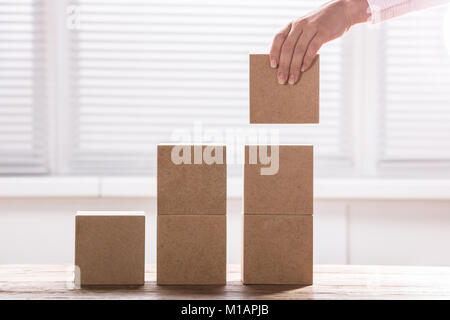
[157,145,226,215]
[249,54,319,124]
[244,145,313,215]
[74,212,145,286]
[242,215,313,285]
[157,215,226,285]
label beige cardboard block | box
[244,145,313,215]
[242,214,313,285]
[157,145,226,215]
[249,54,319,124]
[75,211,145,286]
[157,215,226,285]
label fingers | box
[301,35,322,72]
[269,23,292,69]
[287,30,317,84]
[271,20,323,85]
[276,23,304,84]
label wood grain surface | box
[1,264,450,300]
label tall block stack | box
[157,144,227,285]
[242,145,314,285]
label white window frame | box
[47,0,358,177]
[2,0,450,199]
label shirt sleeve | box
[367,0,450,23]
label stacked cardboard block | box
[157,144,227,285]
[242,145,314,285]
[74,211,146,286]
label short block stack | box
[157,144,227,285]
[75,211,146,286]
[242,145,314,284]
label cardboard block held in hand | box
[250,54,319,124]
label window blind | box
[67,0,350,175]
[0,0,48,174]
[379,6,450,165]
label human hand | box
[270,0,370,84]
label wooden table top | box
[1,264,450,300]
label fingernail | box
[270,59,277,68]
[277,73,286,84]
[301,66,305,72]
[288,74,295,85]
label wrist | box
[341,0,371,26]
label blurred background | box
[1,0,450,266]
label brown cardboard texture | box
[242,214,313,285]
[157,215,226,285]
[75,212,145,286]
[244,145,313,215]
[249,54,319,124]
[158,145,226,215]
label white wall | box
[1,197,450,266]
